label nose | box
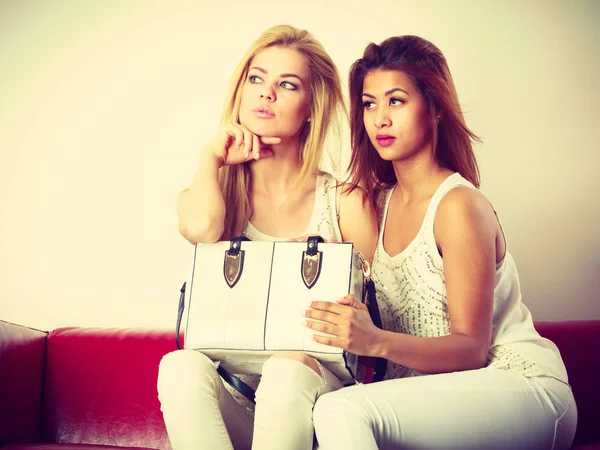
[260,85,276,102]
[374,106,391,128]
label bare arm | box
[176,151,225,244]
[338,185,378,264]
[371,188,496,373]
[176,124,279,244]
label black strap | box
[176,280,257,403]
[365,279,388,382]
[306,235,324,256]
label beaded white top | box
[372,173,568,382]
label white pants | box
[313,368,577,450]
[157,349,343,450]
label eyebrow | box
[362,87,409,98]
[249,66,305,83]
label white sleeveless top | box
[241,171,343,242]
[372,172,568,383]
[226,171,342,410]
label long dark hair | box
[347,35,481,202]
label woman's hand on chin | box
[203,122,280,167]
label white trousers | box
[313,368,577,450]
[157,349,343,450]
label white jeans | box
[157,349,343,450]
[313,368,577,450]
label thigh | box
[158,350,254,450]
[331,369,567,450]
[214,368,255,449]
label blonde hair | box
[219,25,345,240]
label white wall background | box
[1,0,598,331]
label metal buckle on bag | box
[302,236,324,289]
[357,251,371,281]
[224,239,245,288]
[358,251,372,306]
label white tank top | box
[372,172,568,383]
[241,171,342,242]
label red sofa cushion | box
[4,445,155,449]
[535,321,600,448]
[42,328,176,449]
[0,321,47,445]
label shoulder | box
[439,186,492,217]
[435,187,497,242]
[338,183,378,259]
[339,182,370,210]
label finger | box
[336,294,366,310]
[336,297,358,308]
[229,126,244,153]
[253,134,260,160]
[259,136,281,145]
[233,124,251,158]
[241,127,253,159]
[258,148,274,159]
[305,309,339,323]
[310,301,346,314]
[305,319,338,336]
[312,334,339,347]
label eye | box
[280,81,297,90]
[248,75,263,84]
[390,98,404,106]
[362,101,376,110]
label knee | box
[267,351,321,376]
[313,391,345,429]
[313,389,368,437]
[157,350,218,400]
[256,353,324,402]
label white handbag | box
[175,236,386,400]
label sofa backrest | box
[42,327,177,449]
[0,320,47,446]
[535,320,600,447]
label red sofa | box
[1,319,599,449]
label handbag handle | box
[363,278,388,382]
[357,251,387,382]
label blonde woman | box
[157,25,377,450]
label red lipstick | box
[376,134,396,147]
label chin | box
[245,120,300,140]
[373,146,399,161]
[239,118,275,137]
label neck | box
[249,138,305,194]
[391,148,452,203]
